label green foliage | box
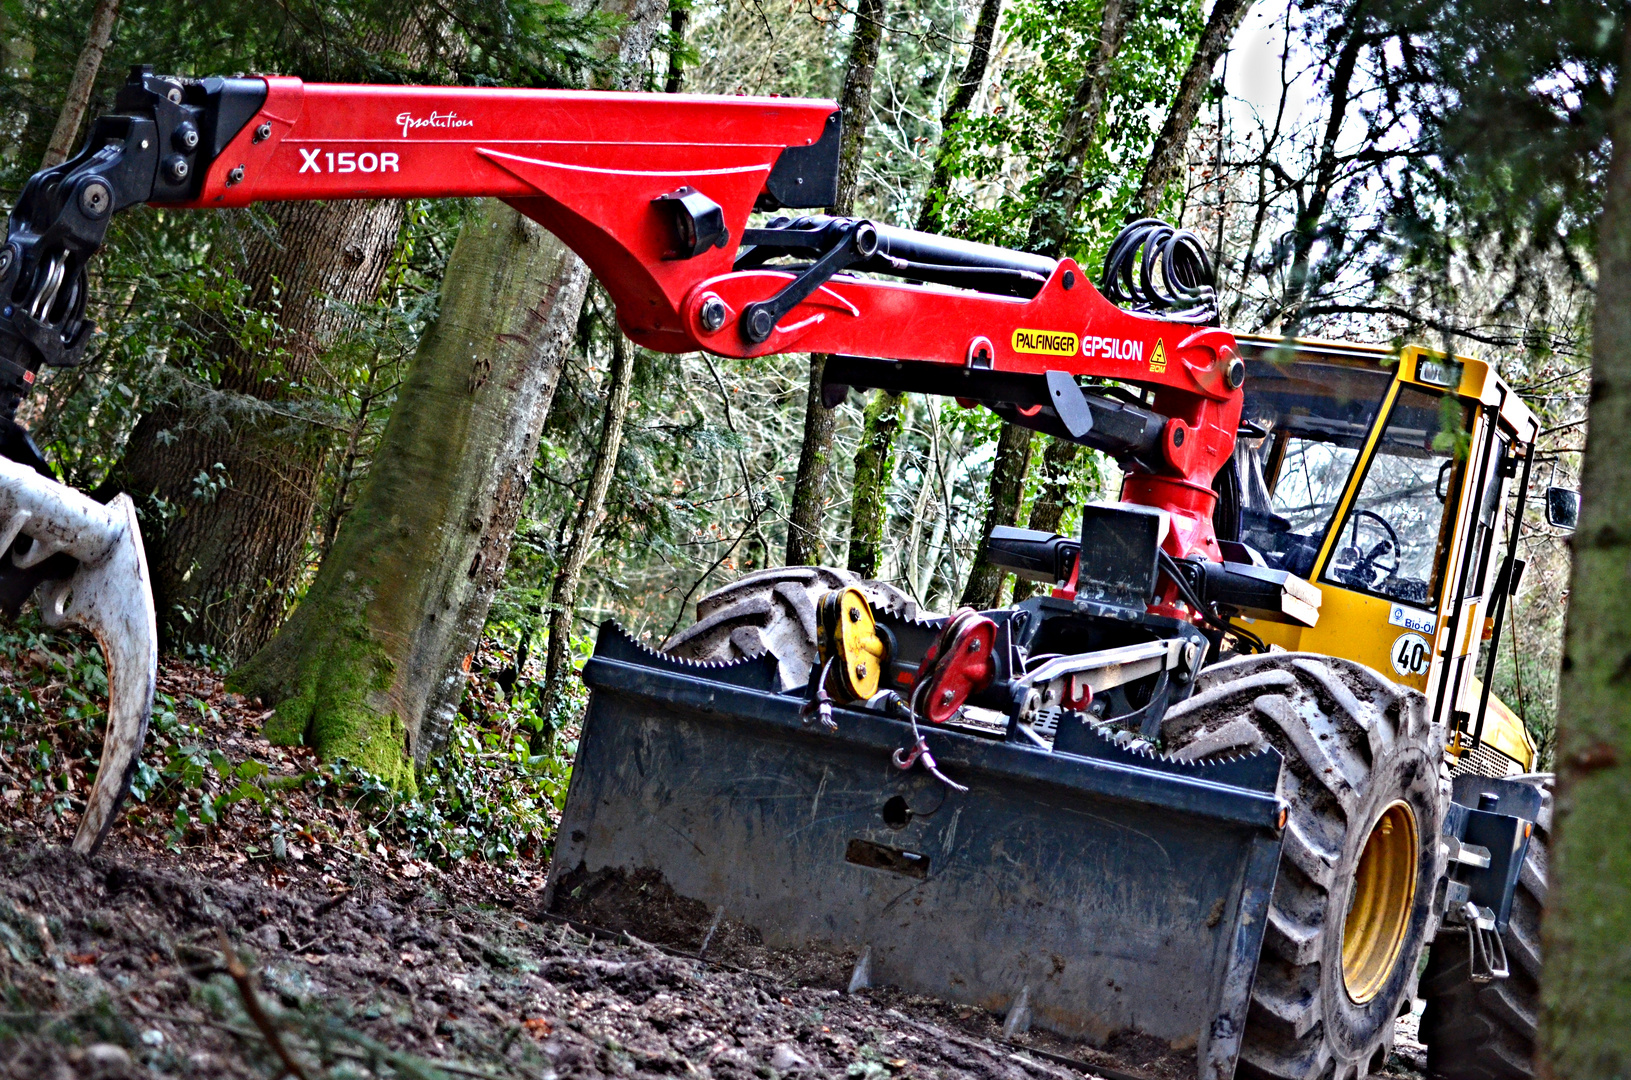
[934,0,1203,261]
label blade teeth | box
[1083,724,1275,770]
[606,623,778,671]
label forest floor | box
[0,642,1431,1080]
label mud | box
[0,836,1207,1080]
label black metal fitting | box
[653,186,729,259]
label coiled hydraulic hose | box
[1099,218,1219,324]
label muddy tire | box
[661,567,919,691]
[1160,653,1448,1080]
[1417,775,1551,1080]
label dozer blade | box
[548,626,1287,1080]
[0,456,157,855]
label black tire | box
[1160,653,1449,1080]
[1418,775,1551,1080]
[661,567,919,691]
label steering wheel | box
[1334,509,1401,589]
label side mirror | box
[1545,486,1580,531]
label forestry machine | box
[2,67,1566,1080]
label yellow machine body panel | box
[1230,337,1539,775]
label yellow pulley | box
[817,587,890,702]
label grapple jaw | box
[0,455,157,855]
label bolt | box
[848,606,861,622]
[967,637,980,652]
[254,122,273,143]
[0,249,12,278]
[698,296,727,332]
[173,122,199,151]
[855,662,867,679]
[940,689,956,705]
[165,86,183,104]
[747,307,775,341]
[78,180,112,217]
[163,156,190,183]
[227,165,246,186]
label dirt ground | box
[0,651,1430,1080]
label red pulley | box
[915,608,997,723]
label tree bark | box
[962,0,1135,604]
[1133,0,1255,215]
[231,0,666,778]
[845,387,905,576]
[959,420,1032,608]
[120,198,409,661]
[1539,20,1631,1076]
[230,199,592,783]
[784,0,885,566]
[915,0,1005,235]
[1022,0,1139,258]
[845,0,1003,578]
[663,0,689,93]
[40,0,120,169]
[541,332,636,725]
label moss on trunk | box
[1540,21,1631,1076]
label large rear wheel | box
[1417,775,1551,1080]
[661,566,918,690]
[1160,654,1449,1080]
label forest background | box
[0,0,1594,813]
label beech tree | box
[232,0,668,781]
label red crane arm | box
[3,68,1244,562]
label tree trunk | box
[230,199,591,783]
[1539,21,1631,1076]
[663,0,689,93]
[845,387,905,576]
[1133,0,1254,215]
[1022,0,1139,258]
[845,0,1004,578]
[915,0,1005,235]
[1010,435,1078,601]
[231,0,666,778]
[959,420,1032,608]
[962,0,1135,603]
[541,332,636,726]
[784,0,885,566]
[120,198,409,660]
[40,0,120,169]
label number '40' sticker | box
[1390,632,1432,678]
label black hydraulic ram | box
[547,625,1289,1080]
[737,215,1061,298]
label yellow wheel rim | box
[1341,801,1419,1004]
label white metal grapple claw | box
[0,455,157,855]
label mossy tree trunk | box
[231,199,591,783]
[845,0,1003,580]
[960,0,1133,604]
[230,0,666,781]
[959,421,1033,609]
[785,0,885,567]
[1539,21,1631,1076]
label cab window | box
[1322,386,1469,607]
[1233,359,1395,578]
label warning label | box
[1011,328,1080,356]
[1148,339,1169,373]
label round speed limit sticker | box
[1390,632,1432,678]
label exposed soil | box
[0,650,1431,1080]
